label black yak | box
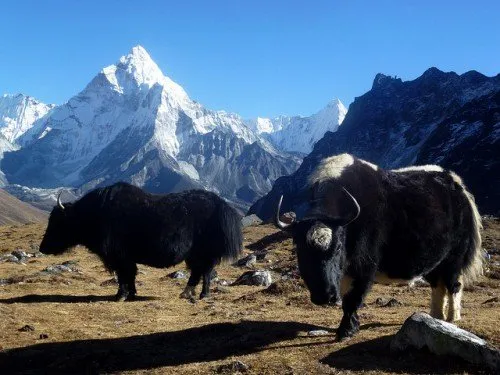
[275,154,482,340]
[40,182,242,301]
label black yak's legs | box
[115,263,138,301]
[200,267,215,299]
[337,277,373,340]
[180,269,202,300]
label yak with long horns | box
[40,182,243,301]
[275,154,483,340]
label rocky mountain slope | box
[249,68,500,219]
[2,46,301,209]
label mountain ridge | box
[249,68,500,218]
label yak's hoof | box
[115,292,136,302]
[336,325,359,341]
[180,286,196,301]
[115,294,128,302]
[199,292,210,299]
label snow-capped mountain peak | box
[101,45,190,106]
[0,94,54,144]
[245,98,348,154]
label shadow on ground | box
[0,320,323,374]
[246,231,291,251]
[0,294,158,304]
[321,335,488,374]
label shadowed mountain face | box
[249,68,500,219]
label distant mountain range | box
[249,68,500,218]
[0,46,346,210]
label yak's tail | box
[450,172,483,285]
[217,201,243,262]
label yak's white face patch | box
[306,223,333,251]
[309,153,354,184]
[392,165,444,173]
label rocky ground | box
[0,218,499,374]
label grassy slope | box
[0,219,499,374]
[0,189,47,226]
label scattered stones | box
[38,333,49,340]
[307,329,330,336]
[375,297,403,307]
[232,270,272,287]
[42,264,74,274]
[391,312,500,372]
[216,360,249,373]
[18,325,35,332]
[0,276,26,285]
[0,254,22,263]
[241,214,262,228]
[233,254,256,268]
[12,250,29,260]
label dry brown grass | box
[0,220,499,374]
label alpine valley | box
[0,46,346,211]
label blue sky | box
[1,1,498,118]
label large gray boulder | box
[391,312,500,372]
[232,270,272,287]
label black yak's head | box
[274,184,360,305]
[40,195,78,255]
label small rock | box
[18,325,35,332]
[39,333,49,340]
[241,214,263,228]
[167,270,187,279]
[216,360,249,373]
[233,254,257,268]
[375,297,403,307]
[391,312,500,372]
[232,270,272,287]
[31,251,45,258]
[12,250,29,260]
[307,329,330,336]
[218,279,230,286]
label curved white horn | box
[57,192,65,210]
[341,187,360,226]
[274,195,295,231]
